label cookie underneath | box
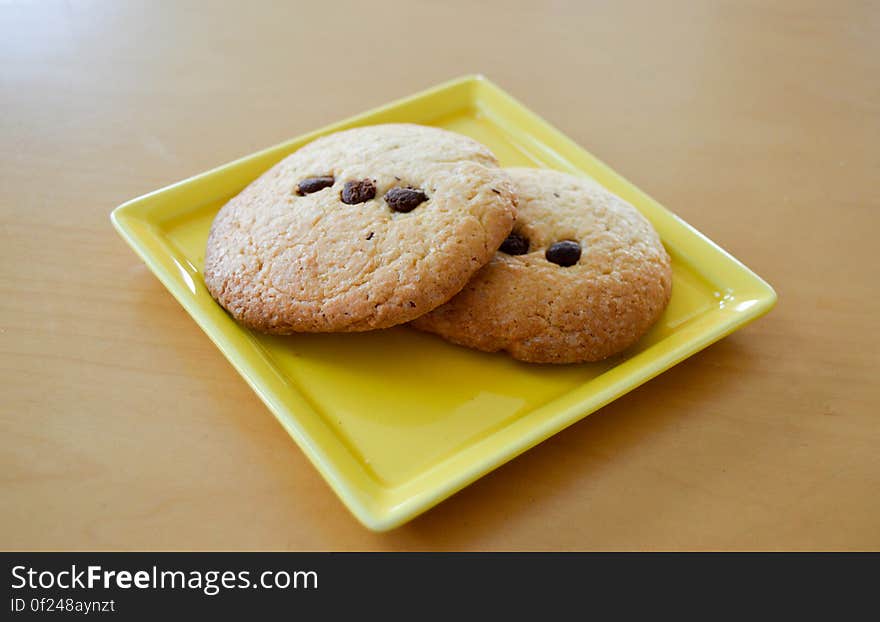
[411,167,672,363]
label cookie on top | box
[204,124,517,333]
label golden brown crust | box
[203,124,516,333]
[411,168,672,363]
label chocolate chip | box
[341,179,376,204]
[385,187,428,213]
[499,233,530,255]
[546,240,582,266]
[296,176,334,195]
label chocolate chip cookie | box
[412,167,672,363]
[204,124,517,333]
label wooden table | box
[2,1,878,551]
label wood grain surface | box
[2,0,878,550]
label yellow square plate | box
[111,75,776,531]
